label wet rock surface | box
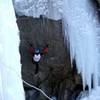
[17,16,82,100]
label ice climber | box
[29,44,49,74]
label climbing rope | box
[23,80,52,100]
[5,65,52,100]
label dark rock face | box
[17,16,81,100]
[97,0,100,5]
[25,89,39,100]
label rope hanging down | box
[23,80,52,100]
[5,66,52,100]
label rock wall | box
[97,0,100,5]
[17,16,81,100]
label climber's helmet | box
[35,48,40,54]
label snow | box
[79,86,100,100]
[0,0,25,100]
[13,0,63,20]
[63,0,100,91]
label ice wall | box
[0,0,25,100]
[79,86,100,100]
[13,0,63,20]
[63,0,100,91]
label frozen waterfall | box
[63,0,100,92]
[1,0,100,99]
[0,0,25,100]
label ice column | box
[0,0,25,100]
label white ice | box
[0,0,25,100]
[13,0,63,20]
[63,0,100,92]
[79,86,100,100]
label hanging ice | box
[0,0,25,100]
[63,0,100,91]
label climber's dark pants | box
[32,58,40,74]
[34,62,39,74]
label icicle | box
[63,0,100,91]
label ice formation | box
[79,86,100,100]
[13,0,63,20]
[63,0,100,91]
[0,0,25,100]
[1,0,100,99]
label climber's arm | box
[41,44,49,55]
[29,47,34,54]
